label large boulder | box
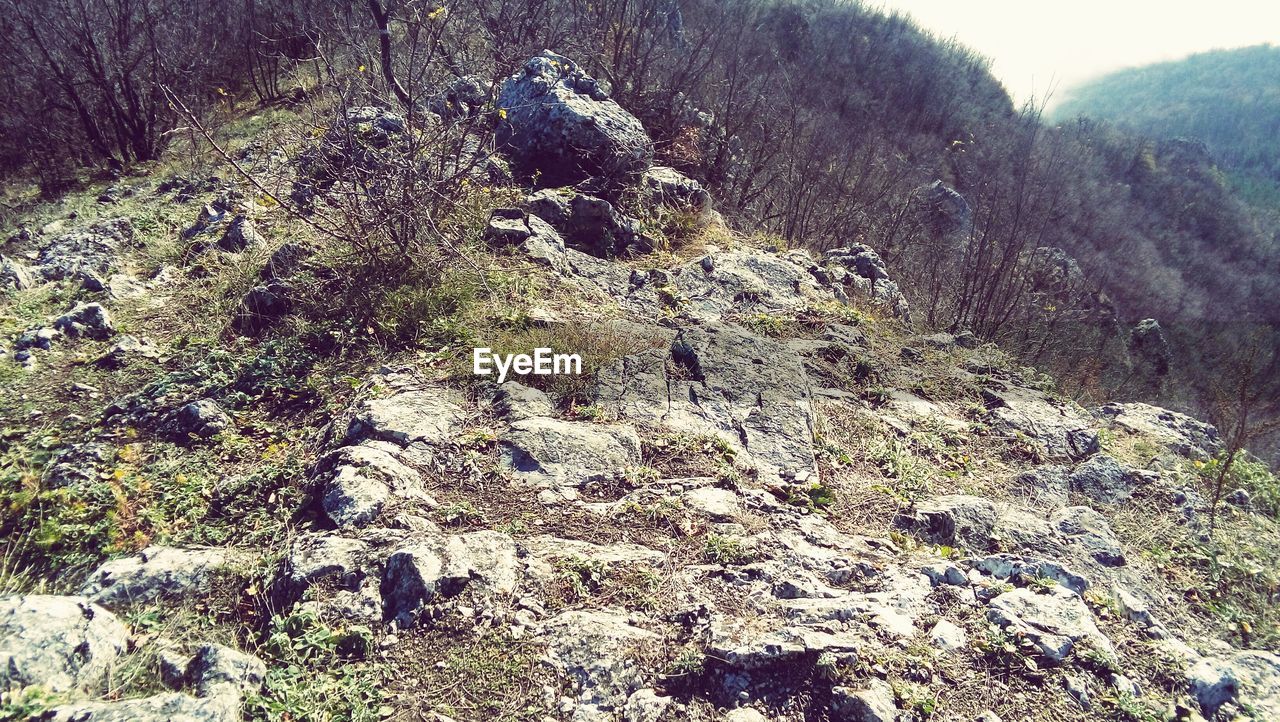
[0,595,130,693]
[497,51,653,185]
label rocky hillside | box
[2,51,1280,722]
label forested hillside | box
[1053,44,1280,196]
[3,1,1280,720]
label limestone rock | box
[53,302,116,340]
[381,531,518,626]
[0,595,130,693]
[986,587,1113,663]
[41,693,238,721]
[499,417,641,487]
[172,399,232,438]
[1051,506,1125,566]
[831,678,898,722]
[346,389,464,447]
[80,546,237,606]
[897,495,998,549]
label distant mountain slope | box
[1054,44,1280,185]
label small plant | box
[703,533,756,565]
[665,646,706,677]
[555,556,607,601]
[438,501,483,526]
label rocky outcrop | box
[497,51,653,185]
[1094,401,1221,459]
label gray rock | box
[231,281,291,335]
[823,245,910,320]
[1051,506,1125,566]
[986,586,1113,663]
[260,242,315,281]
[53,302,115,340]
[539,610,659,719]
[0,595,130,693]
[317,443,431,528]
[1009,465,1070,507]
[41,692,238,721]
[595,321,817,485]
[381,531,518,626]
[42,442,114,488]
[983,384,1099,462]
[898,495,998,549]
[921,332,956,350]
[1069,454,1140,504]
[831,678,898,722]
[483,209,569,271]
[1094,402,1221,459]
[36,218,133,281]
[1187,650,1280,719]
[1064,673,1092,710]
[920,562,967,587]
[187,643,267,698]
[271,533,372,610]
[496,51,653,185]
[1129,318,1171,376]
[970,554,1090,595]
[499,417,641,487]
[928,619,967,652]
[1,255,34,290]
[493,382,557,421]
[976,712,1003,722]
[216,215,265,252]
[346,389,464,447]
[621,688,671,722]
[527,189,656,258]
[723,709,769,722]
[15,326,61,351]
[173,399,232,438]
[95,334,161,369]
[639,166,713,221]
[1226,488,1251,509]
[916,180,973,243]
[80,547,237,606]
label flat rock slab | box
[499,417,641,487]
[595,321,818,485]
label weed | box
[703,533,755,565]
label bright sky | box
[871,0,1280,108]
